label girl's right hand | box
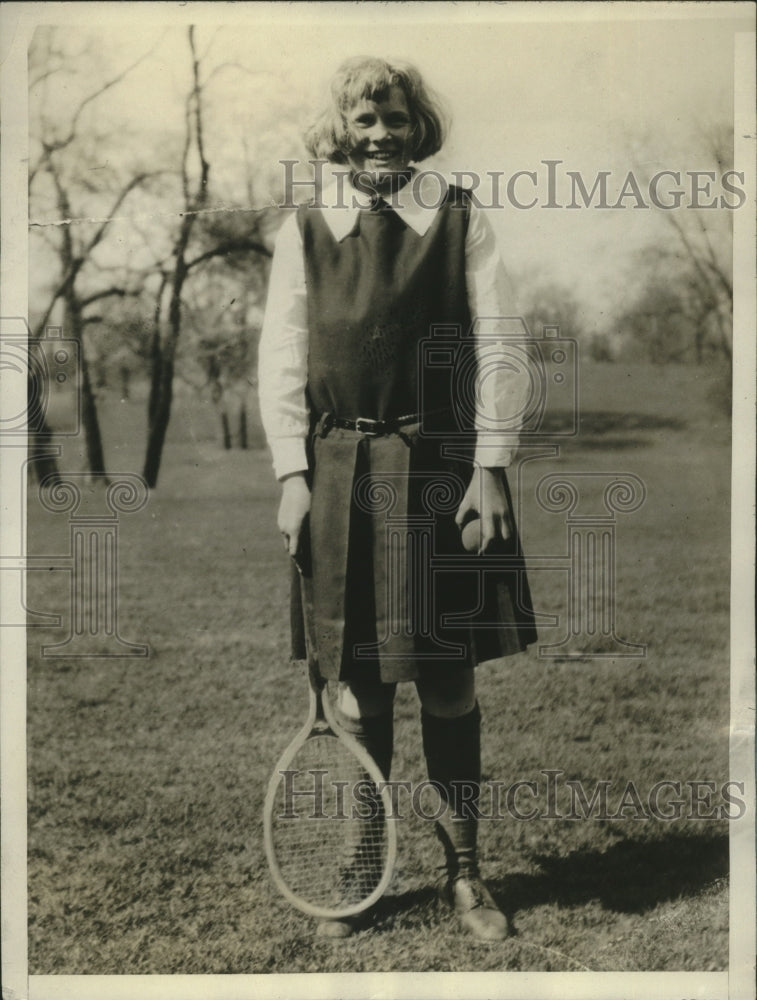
[277,472,311,558]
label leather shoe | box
[440,874,509,941]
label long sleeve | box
[465,205,532,468]
[259,198,531,478]
[258,212,311,480]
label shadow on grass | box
[373,832,727,931]
[539,409,687,450]
[371,886,438,929]
[493,832,728,918]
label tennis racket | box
[263,561,397,919]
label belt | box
[316,409,447,438]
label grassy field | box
[26,360,732,973]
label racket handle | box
[292,515,312,578]
[294,558,326,694]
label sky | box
[23,2,752,331]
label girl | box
[259,56,537,941]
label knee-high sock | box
[334,707,394,781]
[421,703,481,877]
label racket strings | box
[268,732,390,911]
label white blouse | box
[258,172,532,480]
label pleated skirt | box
[291,426,537,683]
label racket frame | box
[263,565,397,919]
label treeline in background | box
[28,25,734,490]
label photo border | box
[1,3,754,999]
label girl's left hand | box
[455,466,513,553]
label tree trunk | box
[141,27,212,487]
[29,418,62,488]
[64,298,108,481]
[239,406,248,450]
[50,163,109,481]
[143,357,174,488]
[147,328,163,428]
[119,365,131,400]
[694,323,704,365]
[142,264,186,486]
[79,348,108,479]
[221,411,231,450]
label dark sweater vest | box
[290,186,536,682]
[297,185,472,425]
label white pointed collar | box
[317,168,449,242]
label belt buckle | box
[355,417,382,437]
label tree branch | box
[695,214,733,302]
[80,286,141,308]
[185,236,272,271]
[189,26,210,210]
[56,36,166,151]
[83,172,153,256]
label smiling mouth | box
[367,150,399,161]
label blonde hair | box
[304,56,447,164]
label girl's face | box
[344,85,414,181]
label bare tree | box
[29,29,157,479]
[142,27,272,487]
[628,121,734,368]
[616,279,693,364]
[30,26,279,487]
[664,210,732,363]
[518,279,584,342]
[178,269,264,450]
